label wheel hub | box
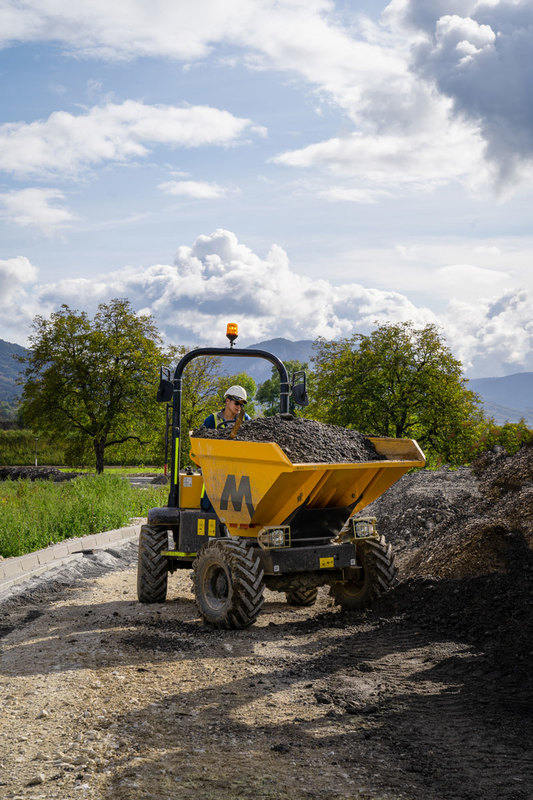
[214,570,229,598]
[204,564,231,609]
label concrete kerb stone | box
[0,522,143,594]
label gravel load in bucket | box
[192,414,381,463]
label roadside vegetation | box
[0,474,168,558]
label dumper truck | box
[137,324,425,628]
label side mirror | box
[157,366,173,403]
[157,379,173,403]
[291,370,309,407]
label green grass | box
[0,474,168,558]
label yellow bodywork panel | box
[189,435,425,529]
[178,472,204,509]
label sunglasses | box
[228,396,245,406]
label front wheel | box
[193,538,264,629]
[329,535,397,610]
[137,525,168,603]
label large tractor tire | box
[137,525,169,603]
[192,538,264,629]
[330,534,398,610]
[285,587,318,607]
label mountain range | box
[0,338,27,403]
[1,337,532,426]
[467,373,533,426]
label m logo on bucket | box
[220,474,255,517]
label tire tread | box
[137,525,168,603]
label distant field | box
[58,466,165,475]
[0,429,165,469]
[0,429,65,466]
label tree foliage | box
[169,348,223,433]
[468,418,533,459]
[310,322,486,464]
[19,299,164,472]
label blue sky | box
[0,0,532,378]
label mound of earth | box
[192,414,381,463]
[150,474,169,485]
[0,466,80,482]
[394,445,530,580]
[362,443,533,692]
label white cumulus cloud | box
[444,289,533,376]
[393,0,533,185]
[0,188,76,234]
[0,256,40,339]
[274,119,487,193]
[2,229,531,376]
[0,255,37,292]
[0,101,265,178]
[158,180,229,200]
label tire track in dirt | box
[305,620,532,800]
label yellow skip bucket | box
[189,436,425,531]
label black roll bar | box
[168,346,290,507]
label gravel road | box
[1,446,531,800]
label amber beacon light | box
[226,322,239,346]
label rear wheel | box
[285,587,318,607]
[137,525,168,603]
[193,538,264,629]
[330,535,397,610]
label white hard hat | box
[225,385,247,403]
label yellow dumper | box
[137,326,425,629]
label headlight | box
[352,517,378,539]
[257,526,290,549]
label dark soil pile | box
[360,443,533,579]
[0,466,80,482]
[406,444,533,579]
[192,414,381,463]
[362,443,533,695]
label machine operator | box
[201,385,251,429]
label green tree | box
[310,322,486,465]
[168,348,224,433]
[468,417,533,459]
[256,360,313,416]
[19,299,164,473]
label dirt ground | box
[1,446,532,800]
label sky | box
[0,0,532,378]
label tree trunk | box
[94,438,106,474]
